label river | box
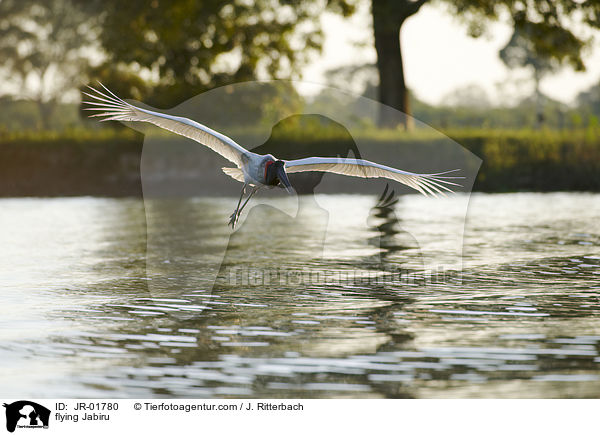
[1,192,599,398]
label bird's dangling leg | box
[228,185,259,228]
[237,186,259,216]
[229,183,247,228]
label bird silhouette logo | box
[3,401,50,433]
[95,80,480,301]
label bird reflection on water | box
[367,184,424,272]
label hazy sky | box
[299,2,600,106]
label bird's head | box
[265,159,293,193]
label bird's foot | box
[228,211,239,228]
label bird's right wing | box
[83,84,248,166]
[284,157,461,196]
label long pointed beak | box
[277,165,294,194]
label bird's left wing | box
[83,84,248,166]
[284,157,461,196]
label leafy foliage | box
[445,0,596,71]
[0,0,99,129]
[86,0,356,108]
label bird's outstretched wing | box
[284,157,461,196]
[83,84,249,166]
[221,167,245,182]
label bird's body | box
[238,153,279,187]
[84,84,461,227]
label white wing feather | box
[222,167,245,182]
[285,157,461,196]
[83,84,248,166]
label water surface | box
[1,193,599,398]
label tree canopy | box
[0,0,99,128]
[2,0,599,131]
[447,0,595,71]
[86,0,355,108]
[371,0,600,127]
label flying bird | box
[83,84,461,228]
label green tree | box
[499,13,566,128]
[0,0,99,129]
[371,0,599,128]
[324,62,379,100]
[89,0,355,108]
[577,81,600,122]
[442,84,491,109]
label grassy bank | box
[0,129,143,196]
[0,127,598,196]
[444,128,600,191]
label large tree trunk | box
[372,0,428,129]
